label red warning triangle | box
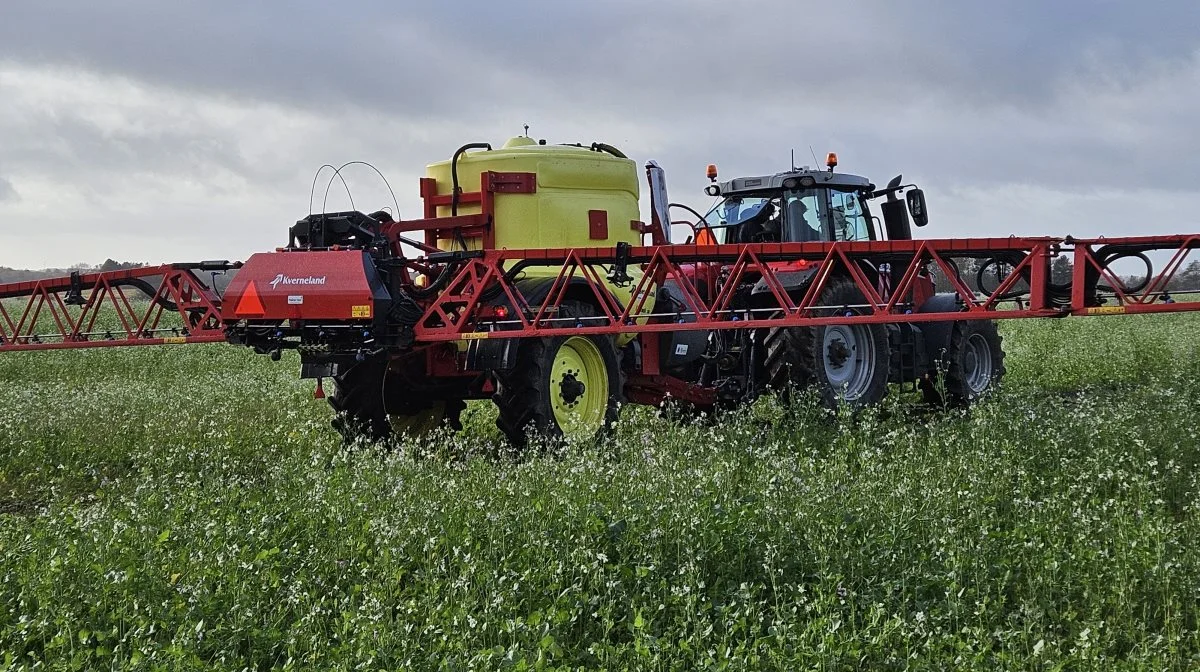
[235,282,266,317]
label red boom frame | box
[0,266,225,351]
[1,235,1197,356]
[411,235,1200,338]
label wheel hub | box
[821,323,878,402]
[559,372,586,405]
[826,339,852,368]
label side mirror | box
[906,188,928,227]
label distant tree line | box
[0,259,145,284]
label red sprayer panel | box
[221,250,379,322]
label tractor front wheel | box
[493,301,622,449]
[922,320,1006,406]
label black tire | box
[493,301,623,449]
[922,320,1006,406]
[329,356,391,442]
[789,278,890,411]
[329,354,464,444]
[763,322,812,399]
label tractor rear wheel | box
[329,354,464,443]
[493,301,622,449]
[763,322,812,399]
[922,320,1005,406]
[785,278,890,411]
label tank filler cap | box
[502,136,539,148]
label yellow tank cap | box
[502,136,539,149]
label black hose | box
[477,260,525,304]
[1095,249,1153,294]
[450,142,492,216]
[971,254,1075,306]
[389,288,424,327]
[406,261,462,300]
[113,278,178,312]
[590,142,627,159]
[975,256,1030,301]
[970,248,1156,307]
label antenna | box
[808,145,820,170]
[523,123,530,137]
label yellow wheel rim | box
[389,402,446,438]
[550,336,609,441]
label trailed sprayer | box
[2,136,1197,446]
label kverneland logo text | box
[269,274,327,290]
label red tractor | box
[2,136,1197,447]
[653,154,998,415]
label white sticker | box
[674,343,688,356]
[287,295,304,305]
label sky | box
[1,0,1199,268]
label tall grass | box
[1,313,1198,670]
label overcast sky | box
[2,1,1199,268]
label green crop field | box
[1,313,1199,670]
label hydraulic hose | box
[974,255,1042,302]
[406,260,462,300]
[450,142,492,216]
[113,278,179,312]
[972,246,1154,308]
[1093,248,1153,294]
[590,142,627,159]
[973,254,1074,307]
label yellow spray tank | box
[424,136,653,344]
[424,136,642,251]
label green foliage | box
[1,314,1199,669]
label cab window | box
[830,190,871,241]
[701,196,773,244]
[782,189,825,242]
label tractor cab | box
[694,157,928,244]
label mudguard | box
[652,280,708,369]
[917,292,964,362]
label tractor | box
[656,154,1004,414]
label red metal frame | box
[1,235,1197,356]
[410,234,1200,342]
[0,266,225,352]
[393,171,538,251]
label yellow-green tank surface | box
[426,137,651,344]
[424,136,642,251]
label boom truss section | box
[0,265,229,352]
[412,234,1200,341]
[0,235,1197,355]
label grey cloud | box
[0,177,18,202]
[0,1,503,120]
[2,1,1200,267]
[6,2,1197,116]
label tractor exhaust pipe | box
[645,160,673,244]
